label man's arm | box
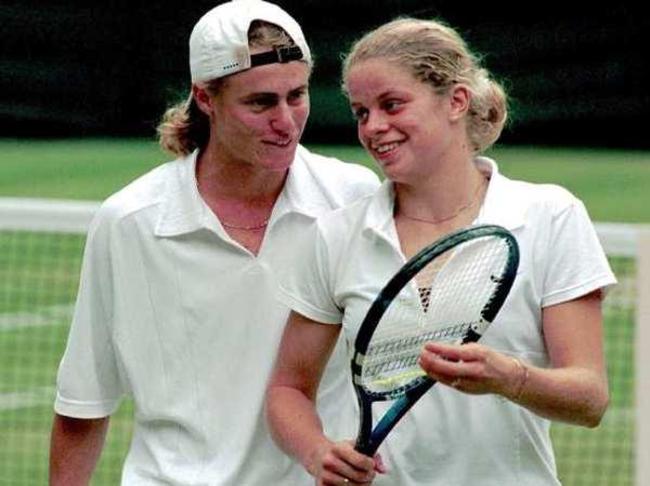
[49,413,110,486]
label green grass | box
[0,138,649,222]
[0,227,132,484]
[0,401,133,485]
[0,232,85,314]
[0,138,166,201]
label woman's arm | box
[531,289,609,425]
[419,290,609,427]
[266,311,379,485]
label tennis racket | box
[351,224,519,456]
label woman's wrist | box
[508,357,529,401]
[304,436,334,477]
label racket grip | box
[354,438,377,457]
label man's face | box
[207,60,310,173]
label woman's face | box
[346,58,463,183]
[202,60,311,173]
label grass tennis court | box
[0,138,647,484]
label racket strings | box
[420,239,508,328]
[414,251,451,290]
[363,322,470,379]
[361,237,510,392]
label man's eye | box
[288,90,307,104]
[248,96,276,108]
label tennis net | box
[0,197,648,485]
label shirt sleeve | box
[541,198,617,308]
[54,210,125,418]
[277,221,343,324]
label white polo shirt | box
[54,145,379,485]
[279,157,616,486]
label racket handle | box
[355,439,376,457]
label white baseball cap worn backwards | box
[189,0,312,84]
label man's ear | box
[192,84,213,117]
[448,84,471,121]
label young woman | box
[267,18,616,486]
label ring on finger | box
[451,378,462,388]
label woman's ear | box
[448,84,471,121]
[192,84,213,117]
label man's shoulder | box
[296,145,380,205]
[297,145,378,181]
[97,158,182,225]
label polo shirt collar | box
[363,156,525,239]
[155,146,328,237]
[155,151,206,237]
[364,179,397,238]
[474,156,526,231]
[271,145,337,220]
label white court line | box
[0,306,71,411]
[0,386,55,411]
[603,406,635,424]
[0,304,73,331]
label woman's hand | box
[309,439,386,486]
[418,289,610,428]
[418,341,526,399]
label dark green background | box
[1,1,647,147]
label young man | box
[49,1,379,484]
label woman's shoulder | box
[498,172,582,217]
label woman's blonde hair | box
[157,20,310,157]
[342,18,508,153]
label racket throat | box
[355,380,434,456]
[355,400,376,455]
[463,327,482,343]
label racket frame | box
[351,224,520,455]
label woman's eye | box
[383,100,402,112]
[352,108,368,121]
